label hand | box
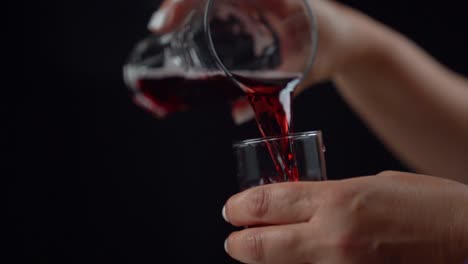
[222,172,468,264]
[145,0,371,123]
[147,0,367,89]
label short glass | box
[233,131,327,190]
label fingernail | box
[224,238,229,253]
[148,8,170,31]
[222,205,229,222]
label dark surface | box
[13,0,467,263]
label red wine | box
[236,74,300,182]
[126,70,243,118]
[126,68,301,182]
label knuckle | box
[327,216,375,259]
[280,229,302,252]
[246,188,271,219]
[245,232,265,262]
[323,185,358,208]
[331,228,360,258]
[323,185,371,223]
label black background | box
[14,0,467,263]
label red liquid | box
[134,74,243,118]
[132,71,300,182]
[236,74,300,182]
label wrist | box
[329,4,399,83]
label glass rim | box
[233,130,322,147]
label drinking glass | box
[233,131,327,191]
[123,0,318,121]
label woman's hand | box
[147,0,365,87]
[145,0,374,123]
[146,1,468,180]
[222,172,468,264]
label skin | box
[148,0,468,263]
[223,172,468,264]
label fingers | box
[225,223,314,264]
[148,0,198,33]
[224,182,325,226]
